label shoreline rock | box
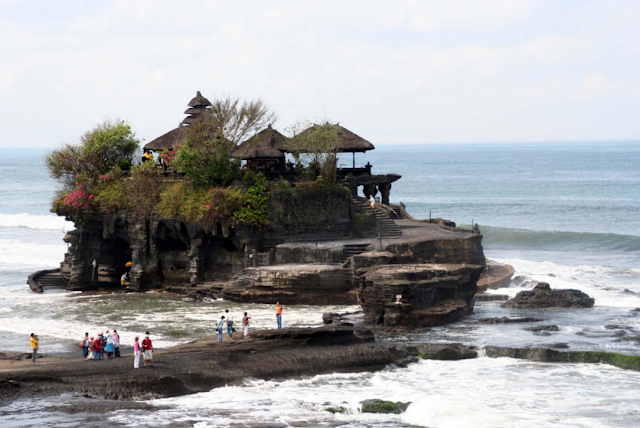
[501,283,595,309]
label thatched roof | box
[188,91,212,107]
[144,127,184,151]
[231,125,286,160]
[287,124,375,153]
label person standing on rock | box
[113,330,120,358]
[142,332,153,367]
[217,316,225,343]
[88,336,95,360]
[225,309,234,337]
[243,312,252,339]
[105,330,115,359]
[81,332,90,360]
[133,336,141,369]
[30,333,39,363]
[94,334,102,360]
[276,302,283,329]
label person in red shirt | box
[141,332,153,367]
[93,335,103,361]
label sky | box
[1,0,639,147]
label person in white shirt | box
[369,195,375,209]
[225,309,234,337]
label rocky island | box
[8,91,521,404]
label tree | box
[209,95,277,144]
[175,119,241,186]
[285,119,340,182]
[47,120,139,190]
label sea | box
[1,142,640,427]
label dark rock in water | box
[501,282,595,309]
[417,343,477,360]
[525,325,560,332]
[546,343,570,349]
[623,289,637,295]
[475,294,509,302]
[485,346,640,372]
[360,399,410,414]
[322,310,364,325]
[605,324,634,330]
[612,330,628,337]
[548,273,556,277]
[630,308,640,313]
[325,406,347,414]
[478,317,543,324]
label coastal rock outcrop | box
[501,283,595,309]
[417,343,478,360]
[222,264,357,305]
[359,264,483,330]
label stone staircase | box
[341,243,371,263]
[351,198,402,239]
[373,208,402,238]
[28,268,68,292]
[388,204,405,219]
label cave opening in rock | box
[112,237,132,283]
[222,238,238,252]
[377,310,385,326]
[157,227,188,252]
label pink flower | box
[89,195,93,199]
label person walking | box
[133,337,141,369]
[225,309,234,337]
[242,312,252,339]
[113,330,120,358]
[276,302,283,329]
[142,332,153,367]
[105,330,115,359]
[30,333,39,363]
[217,316,225,343]
[94,335,102,360]
[101,332,107,359]
[369,194,375,210]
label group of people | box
[79,330,121,360]
[29,303,285,366]
[214,302,283,343]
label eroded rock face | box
[360,264,483,330]
[501,283,595,309]
[223,264,358,305]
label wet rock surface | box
[0,325,413,402]
[525,325,560,332]
[501,282,595,309]
[360,399,411,414]
[417,343,478,360]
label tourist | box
[88,336,95,360]
[105,330,115,359]
[101,332,107,359]
[142,150,153,163]
[142,332,153,367]
[276,302,282,329]
[30,333,39,363]
[242,312,252,339]
[369,195,375,209]
[217,316,225,343]
[133,337,141,369]
[113,330,120,358]
[225,309,234,337]
[81,332,89,360]
[94,334,103,360]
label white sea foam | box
[0,239,67,268]
[0,213,73,232]
[106,358,640,427]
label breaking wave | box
[480,225,640,253]
[0,213,72,232]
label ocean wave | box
[0,213,73,232]
[480,225,640,253]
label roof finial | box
[196,91,202,96]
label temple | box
[34,91,500,332]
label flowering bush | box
[159,149,175,167]
[53,184,94,217]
